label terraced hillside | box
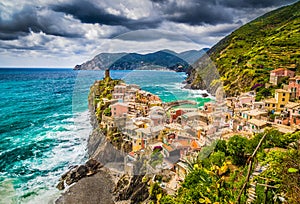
[188,1,300,95]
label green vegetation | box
[150,148,164,168]
[88,77,122,122]
[160,130,300,203]
[193,1,300,95]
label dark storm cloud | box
[165,3,234,25]
[151,0,298,25]
[0,5,82,40]
[116,29,192,42]
[51,0,162,30]
[218,0,297,9]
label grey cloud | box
[218,0,297,9]
[162,1,234,25]
[0,5,83,40]
[116,29,193,42]
[51,0,162,30]
[151,0,298,25]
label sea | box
[0,68,211,204]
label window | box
[282,98,285,101]
[280,105,284,108]
[283,93,286,96]
[273,104,275,107]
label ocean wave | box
[1,110,91,203]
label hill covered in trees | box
[186,1,300,95]
[74,49,208,72]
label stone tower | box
[104,69,110,79]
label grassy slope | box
[207,1,300,95]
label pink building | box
[288,76,300,100]
[238,95,255,107]
[270,68,295,85]
[114,85,126,94]
[111,102,128,117]
[286,102,300,126]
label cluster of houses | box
[226,68,300,136]
[97,68,300,191]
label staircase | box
[246,164,266,204]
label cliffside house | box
[246,119,268,133]
[288,76,300,100]
[277,102,300,126]
[238,95,255,107]
[241,109,268,121]
[269,68,295,85]
[111,102,129,117]
[264,89,290,112]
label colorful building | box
[269,68,295,85]
[111,102,129,117]
[264,89,290,112]
[288,76,300,100]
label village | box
[92,68,300,193]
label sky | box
[0,0,298,67]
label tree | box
[215,139,227,155]
[210,151,226,167]
[227,135,248,165]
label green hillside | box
[195,1,300,95]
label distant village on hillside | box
[90,68,300,193]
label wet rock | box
[56,159,104,190]
[56,171,114,204]
[56,181,65,190]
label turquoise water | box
[0,68,210,203]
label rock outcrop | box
[87,127,125,165]
[113,175,149,204]
[56,159,104,190]
[55,169,114,204]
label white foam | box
[15,110,91,204]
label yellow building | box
[264,89,290,112]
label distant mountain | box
[74,49,208,72]
[186,1,300,95]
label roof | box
[247,119,267,127]
[182,112,206,119]
[264,98,277,104]
[134,121,145,126]
[285,102,300,109]
[190,140,201,149]
[174,140,190,147]
[151,125,164,133]
[162,144,174,152]
[271,68,285,73]
[125,125,137,131]
[114,85,126,89]
[136,127,151,135]
[243,109,267,116]
[275,89,290,93]
[273,124,297,134]
[111,102,128,107]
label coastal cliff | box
[56,76,150,204]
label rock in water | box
[56,159,104,190]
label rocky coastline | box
[55,80,149,204]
